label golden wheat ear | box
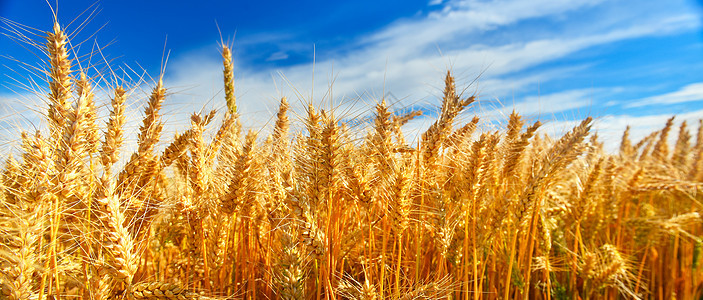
[272,97,291,148]
[100,86,127,182]
[76,71,100,158]
[222,45,237,115]
[129,282,201,299]
[221,130,257,215]
[650,115,675,162]
[273,228,306,300]
[136,78,167,157]
[619,125,634,158]
[672,120,692,169]
[46,22,74,147]
[221,45,242,147]
[688,119,703,181]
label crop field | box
[1,18,703,300]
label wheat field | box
[1,19,703,300]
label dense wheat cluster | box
[2,20,703,300]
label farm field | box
[1,12,703,300]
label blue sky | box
[1,0,703,151]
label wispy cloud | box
[266,51,289,61]
[626,82,703,108]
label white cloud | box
[266,51,289,61]
[626,82,703,108]
[364,0,607,50]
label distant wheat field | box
[1,17,703,300]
